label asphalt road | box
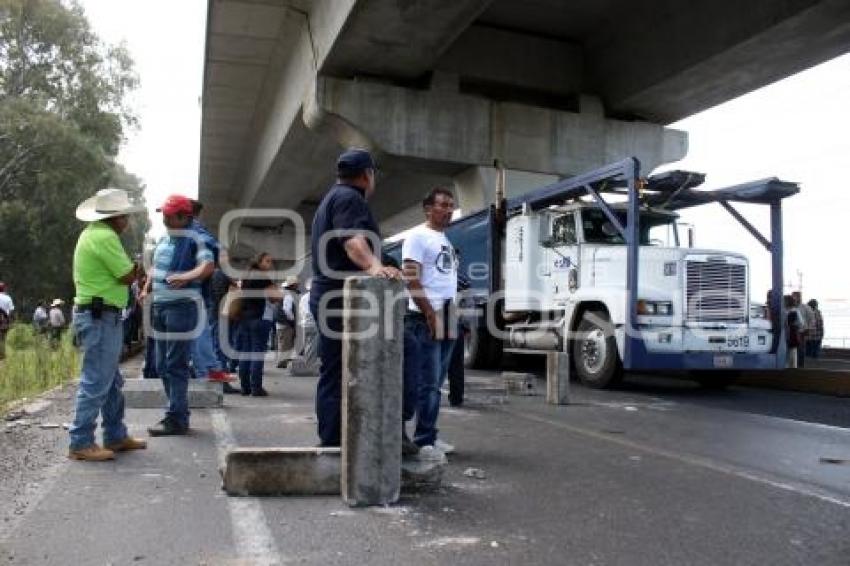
[1,360,848,565]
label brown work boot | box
[68,444,115,462]
[105,436,148,452]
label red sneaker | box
[208,370,235,383]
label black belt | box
[75,304,122,314]
[405,309,426,320]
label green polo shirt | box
[73,221,134,308]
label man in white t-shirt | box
[0,282,14,359]
[402,187,458,461]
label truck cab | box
[503,202,773,387]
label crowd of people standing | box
[784,291,825,368]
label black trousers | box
[447,333,464,406]
[310,287,343,446]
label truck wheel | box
[573,311,622,388]
[484,332,503,368]
[464,325,502,369]
[464,325,487,369]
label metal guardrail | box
[823,338,850,349]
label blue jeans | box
[153,301,198,428]
[211,316,235,371]
[237,318,272,392]
[191,304,219,378]
[310,288,343,446]
[404,316,455,447]
[69,310,128,450]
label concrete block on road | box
[401,458,445,493]
[341,276,404,507]
[546,352,571,405]
[223,447,341,496]
[503,372,538,396]
[123,379,223,409]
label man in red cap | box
[141,194,215,436]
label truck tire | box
[464,325,502,369]
[573,310,622,388]
[464,325,488,369]
[484,332,503,368]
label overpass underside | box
[199,0,850,266]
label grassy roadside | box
[0,324,80,412]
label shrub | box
[1,324,80,410]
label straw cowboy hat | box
[76,188,146,222]
[51,299,64,307]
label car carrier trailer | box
[386,157,798,388]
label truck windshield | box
[582,208,678,245]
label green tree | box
[0,97,110,306]
[111,162,150,259]
[0,0,138,154]
[0,0,141,316]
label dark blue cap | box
[336,148,375,175]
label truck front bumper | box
[620,326,783,371]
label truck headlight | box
[637,300,655,315]
[638,300,673,316]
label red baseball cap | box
[156,195,193,216]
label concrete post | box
[341,276,405,506]
[546,352,571,405]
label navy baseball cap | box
[336,148,376,175]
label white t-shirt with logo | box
[402,226,457,312]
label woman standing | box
[785,294,803,369]
[237,253,281,396]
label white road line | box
[499,406,850,509]
[210,410,283,565]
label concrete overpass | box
[199,0,850,265]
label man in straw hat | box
[48,299,66,347]
[68,188,148,461]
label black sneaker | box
[147,418,188,437]
[222,383,240,394]
[251,388,269,397]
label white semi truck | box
[399,158,798,388]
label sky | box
[660,53,850,305]
[79,0,207,223]
[79,1,850,309]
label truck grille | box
[686,260,747,323]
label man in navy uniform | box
[309,148,400,447]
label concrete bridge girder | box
[309,76,687,215]
[202,0,850,255]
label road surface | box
[1,359,848,565]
